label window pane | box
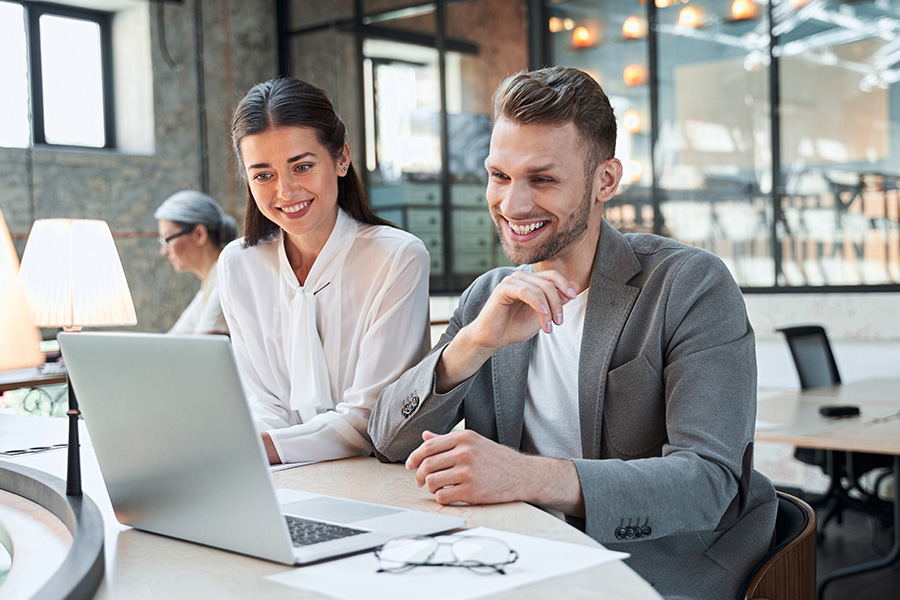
[0,1,30,148]
[550,1,656,240]
[656,1,775,287]
[446,0,525,290]
[40,14,106,147]
[365,39,445,290]
[778,1,900,286]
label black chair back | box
[776,325,841,389]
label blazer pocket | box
[604,355,666,457]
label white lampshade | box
[18,218,137,328]
[0,209,44,370]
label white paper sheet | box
[266,526,630,600]
[269,460,317,472]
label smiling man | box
[369,67,776,600]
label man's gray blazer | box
[369,220,777,600]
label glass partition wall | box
[280,0,900,292]
[280,0,527,293]
[551,0,900,290]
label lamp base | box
[66,376,81,496]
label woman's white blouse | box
[169,259,229,335]
[217,210,431,463]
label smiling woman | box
[218,77,432,466]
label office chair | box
[776,325,893,536]
[740,491,817,600]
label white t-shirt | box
[522,288,589,460]
[217,209,431,463]
[169,260,229,335]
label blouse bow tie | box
[282,210,356,422]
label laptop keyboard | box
[285,515,367,547]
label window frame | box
[13,0,116,149]
[541,0,900,294]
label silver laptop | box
[58,331,464,565]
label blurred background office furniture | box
[740,491,816,600]
[776,325,894,537]
[0,211,105,599]
[17,218,138,497]
[754,378,900,599]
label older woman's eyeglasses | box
[157,228,192,249]
[374,535,519,574]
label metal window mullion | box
[194,0,208,192]
[26,5,46,145]
[768,0,783,287]
[277,0,290,77]
[99,11,115,149]
[648,0,662,236]
[527,0,549,70]
[436,0,452,293]
[355,0,368,191]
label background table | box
[755,378,900,599]
[0,414,662,600]
[0,368,67,393]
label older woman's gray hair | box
[154,190,238,248]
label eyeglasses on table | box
[374,534,519,574]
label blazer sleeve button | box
[615,526,627,539]
[641,525,652,537]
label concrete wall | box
[1,0,278,333]
[746,293,900,387]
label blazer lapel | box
[578,220,641,459]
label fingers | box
[405,430,455,470]
[405,430,478,490]
[405,430,523,506]
[416,449,465,492]
[500,271,579,332]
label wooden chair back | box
[741,491,817,600]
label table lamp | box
[18,218,137,496]
[0,209,44,371]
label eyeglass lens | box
[157,228,191,248]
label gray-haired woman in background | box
[155,190,238,335]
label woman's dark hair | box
[231,78,391,247]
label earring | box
[342,165,348,173]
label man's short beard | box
[494,177,594,265]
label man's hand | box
[405,430,585,516]
[436,271,578,392]
[470,270,579,348]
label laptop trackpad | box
[283,497,402,523]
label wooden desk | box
[1,415,661,600]
[755,378,900,600]
[0,368,67,393]
[757,378,900,454]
